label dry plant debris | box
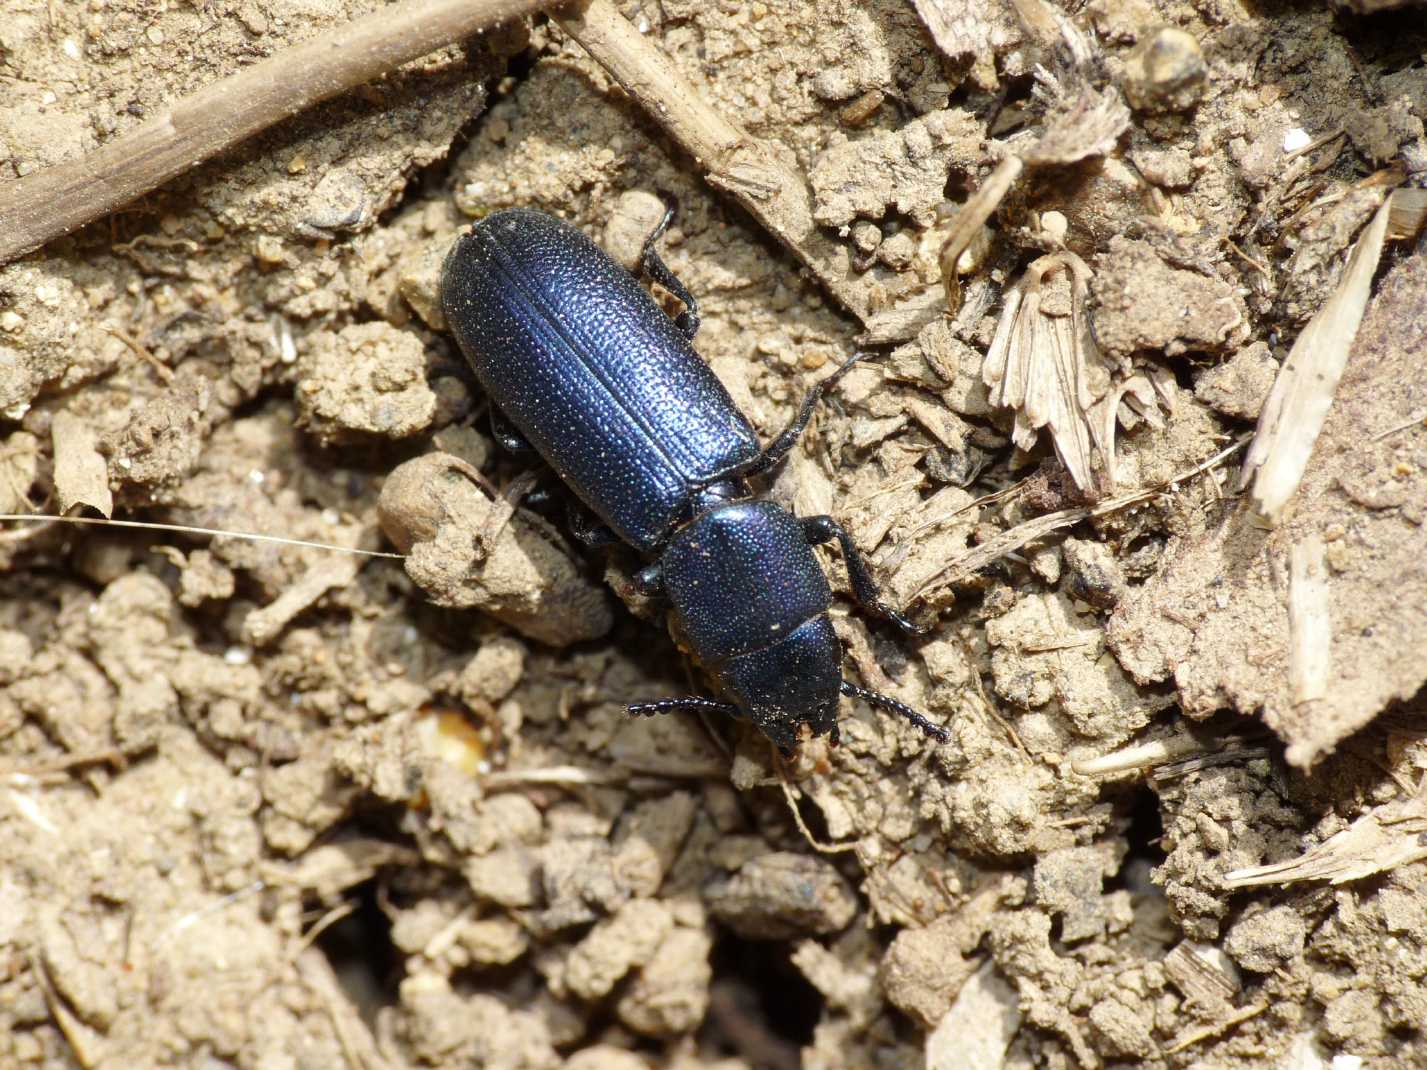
[1109,248,1427,767]
[49,411,112,518]
[1,1,1426,1068]
[1223,790,1427,889]
[0,0,555,263]
[1240,186,1427,523]
[936,52,1131,317]
[982,246,1176,495]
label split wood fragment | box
[50,413,113,518]
[0,0,555,265]
[1223,793,1427,888]
[554,0,869,319]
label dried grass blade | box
[912,436,1247,601]
[1241,193,1395,522]
[1287,534,1331,706]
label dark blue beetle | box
[439,207,947,753]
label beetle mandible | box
[439,207,948,754]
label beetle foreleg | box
[744,351,865,477]
[800,515,926,635]
[840,680,949,743]
[640,202,701,340]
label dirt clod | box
[378,452,614,646]
[3,2,1427,1067]
[297,322,436,443]
[1091,236,1248,358]
[705,851,859,940]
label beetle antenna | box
[627,696,739,718]
[840,680,949,743]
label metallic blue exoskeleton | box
[440,207,947,753]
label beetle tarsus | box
[632,562,664,598]
[567,503,620,547]
[840,680,949,743]
[490,407,535,453]
[640,202,701,340]
[520,484,557,511]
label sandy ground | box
[1,0,1426,1067]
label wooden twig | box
[0,0,553,265]
[939,156,1024,312]
[1162,1001,1268,1055]
[554,0,869,320]
[911,435,1249,603]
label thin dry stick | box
[913,435,1248,602]
[1,748,128,781]
[1370,406,1427,442]
[554,0,870,320]
[0,513,404,558]
[1071,735,1206,777]
[296,949,394,1070]
[0,0,553,265]
[939,156,1024,311]
[289,901,358,963]
[1162,1001,1269,1056]
[32,954,106,1069]
[480,765,629,788]
[778,776,860,855]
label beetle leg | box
[640,203,701,340]
[800,515,926,635]
[566,501,620,547]
[631,562,665,597]
[627,696,738,719]
[840,680,949,743]
[521,484,558,510]
[744,351,865,477]
[489,407,535,453]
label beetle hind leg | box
[631,562,665,598]
[489,407,535,453]
[840,680,949,743]
[745,351,866,477]
[640,203,701,340]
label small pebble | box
[1122,28,1207,113]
